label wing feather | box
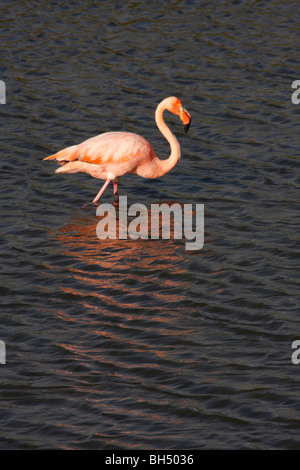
[44,132,154,166]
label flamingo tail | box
[43,145,78,162]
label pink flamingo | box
[44,96,191,204]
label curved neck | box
[154,100,181,177]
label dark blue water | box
[1,0,300,450]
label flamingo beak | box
[184,120,191,135]
[180,107,191,134]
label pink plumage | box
[44,97,191,204]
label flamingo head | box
[167,97,192,134]
[181,106,192,135]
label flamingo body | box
[44,97,191,204]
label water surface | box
[1,0,300,449]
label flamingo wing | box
[44,132,154,167]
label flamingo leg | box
[113,181,118,197]
[93,179,111,203]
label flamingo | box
[44,96,191,205]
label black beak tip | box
[183,121,191,135]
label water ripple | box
[1,0,300,450]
